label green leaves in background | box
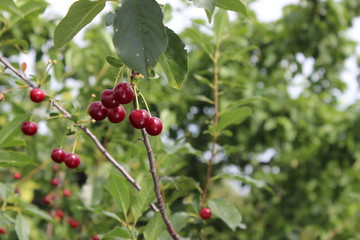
[193,0,215,22]
[159,28,188,90]
[103,226,130,239]
[106,172,130,214]
[208,198,245,231]
[113,0,167,78]
[143,212,165,240]
[131,176,156,221]
[217,107,252,131]
[23,205,54,223]
[0,0,22,16]
[54,0,105,48]
[106,56,123,68]
[215,0,249,18]
[15,215,30,240]
[0,151,33,167]
[0,114,29,147]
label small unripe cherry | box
[51,178,59,186]
[30,88,46,103]
[199,207,212,220]
[21,121,37,135]
[64,154,80,169]
[63,189,71,197]
[145,117,163,136]
[13,172,21,180]
[129,109,150,129]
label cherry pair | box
[51,148,80,169]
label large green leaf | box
[54,0,105,48]
[106,172,130,214]
[217,107,252,131]
[0,114,29,147]
[0,151,33,167]
[143,212,165,240]
[215,0,249,18]
[103,226,130,239]
[15,214,30,240]
[23,205,54,223]
[213,9,229,43]
[0,183,12,201]
[131,176,156,221]
[113,0,167,78]
[159,28,188,90]
[0,0,22,16]
[208,198,245,231]
[193,0,215,22]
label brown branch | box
[0,56,141,191]
[132,86,179,240]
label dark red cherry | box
[107,105,126,123]
[30,88,46,103]
[145,117,163,136]
[89,101,108,121]
[51,148,66,163]
[64,154,80,169]
[113,83,134,104]
[100,89,119,109]
[129,109,149,129]
[199,208,211,220]
[21,121,37,135]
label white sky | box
[42,0,360,106]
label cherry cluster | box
[51,148,80,169]
[89,82,163,136]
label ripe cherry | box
[92,234,100,240]
[21,121,37,135]
[107,105,126,123]
[51,148,66,163]
[0,228,6,234]
[43,194,54,205]
[63,189,71,197]
[30,88,45,103]
[51,178,59,186]
[145,117,163,136]
[68,217,80,228]
[129,109,149,129]
[55,210,64,220]
[64,154,80,169]
[89,101,108,121]
[113,83,134,104]
[13,172,21,180]
[100,89,119,109]
[199,207,211,220]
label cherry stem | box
[137,90,152,117]
[0,85,26,95]
[71,133,79,154]
[133,84,140,110]
[0,55,142,192]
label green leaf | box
[15,214,30,240]
[213,9,229,43]
[0,0,22,16]
[182,28,213,57]
[113,0,167,78]
[163,176,202,204]
[217,107,252,131]
[106,172,130,214]
[131,176,156,221]
[215,0,249,18]
[0,183,12,200]
[54,0,106,48]
[193,0,215,22]
[158,212,189,240]
[212,173,270,190]
[103,226,130,239]
[23,205,54,223]
[0,138,26,148]
[105,12,114,26]
[0,114,29,147]
[159,28,188,90]
[143,212,165,240]
[106,56,123,68]
[0,151,34,167]
[208,198,245,231]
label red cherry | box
[43,194,54,205]
[21,121,37,135]
[89,101,108,121]
[68,217,80,228]
[107,105,126,123]
[51,148,66,163]
[63,189,71,197]
[199,208,211,220]
[100,89,119,109]
[113,83,134,104]
[92,234,100,240]
[51,178,59,186]
[129,109,149,129]
[30,88,46,103]
[13,172,21,180]
[0,228,6,234]
[64,154,80,169]
[145,117,163,136]
[55,210,64,220]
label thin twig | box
[0,56,141,191]
[132,91,179,240]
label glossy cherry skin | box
[89,101,108,121]
[21,121,37,135]
[63,189,71,197]
[107,105,126,123]
[113,83,134,104]
[51,148,66,163]
[13,172,21,180]
[64,154,80,169]
[145,117,163,136]
[129,109,149,129]
[100,89,119,109]
[30,88,46,103]
[199,208,211,220]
